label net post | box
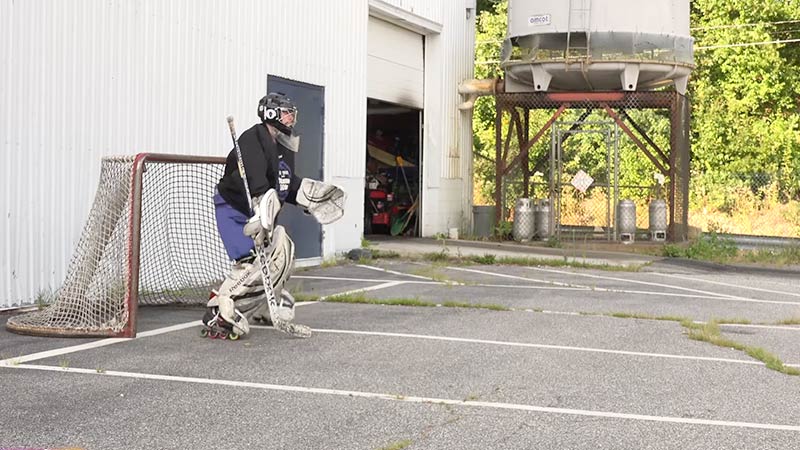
[121,153,149,338]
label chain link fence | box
[488,91,687,242]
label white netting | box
[7,155,230,337]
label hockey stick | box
[226,116,312,338]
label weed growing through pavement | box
[290,292,320,303]
[324,294,508,312]
[576,311,798,377]
[377,439,413,450]
[775,317,800,325]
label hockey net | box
[6,153,231,338]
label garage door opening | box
[364,98,422,237]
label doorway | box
[364,98,422,237]
[268,75,324,259]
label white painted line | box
[719,323,800,332]
[321,281,405,300]
[356,264,441,281]
[0,284,390,367]
[8,363,799,432]
[654,273,800,298]
[136,321,203,338]
[448,266,587,288]
[296,274,749,300]
[447,267,790,303]
[0,321,204,366]
[529,267,746,300]
[306,328,759,366]
[294,275,442,285]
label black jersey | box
[217,123,301,216]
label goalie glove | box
[242,189,282,246]
[295,178,347,225]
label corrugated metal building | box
[0,0,476,308]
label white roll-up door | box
[367,16,424,109]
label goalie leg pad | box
[252,226,295,323]
[215,294,250,336]
[243,189,282,246]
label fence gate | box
[549,120,619,241]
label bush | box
[662,233,738,262]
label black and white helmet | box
[258,92,298,135]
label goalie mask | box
[258,93,298,137]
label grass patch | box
[327,294,435,307]
[775,317,800,325]
[607,312,689,323]
[715,317,752,325]
[325,293,508,311]
[423,251,450,262]
[737,246,800,265]
[320,258,343,268]
[441,301,509,311]
[662,232,738,263]
[470,253,497,265]
[661,233,800,267]
[410,265,450,282]
[496,256,640,272]
[600,312,797,376]
[377,439,413,450]
[372,249,401,259]
[290,292,321,302]
[682,320,799,376]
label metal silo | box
[502,0,694,94]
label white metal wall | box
[0,0,368,308]
[367,17,425,108]
[419,1,477,235]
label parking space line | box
[319,281,405,300]
[301,328,759,366]
[448,266,587,288]
[0,282,408,367]
[448,267,789,302]
[720,323,800,332]
[357,264,442,281]
[294,275,442,285]
[8,363,799,431]
[653,273,800,298]
[0,321,202,366]
[529,267,746,300]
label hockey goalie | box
[201,93,346,339]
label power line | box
[692,19,800,32]
[696,37,800,50]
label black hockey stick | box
[227,116,312,338]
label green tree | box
[691,0,800,202]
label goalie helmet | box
[258,92,298,135]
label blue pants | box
[214,191,254,261]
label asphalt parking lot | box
[1,257,799,449]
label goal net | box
[6,154,231,338]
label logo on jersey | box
[277,160,292,201]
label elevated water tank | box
[502,0,694,94]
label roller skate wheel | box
[228,333,240,341]
[200,328,209,338]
